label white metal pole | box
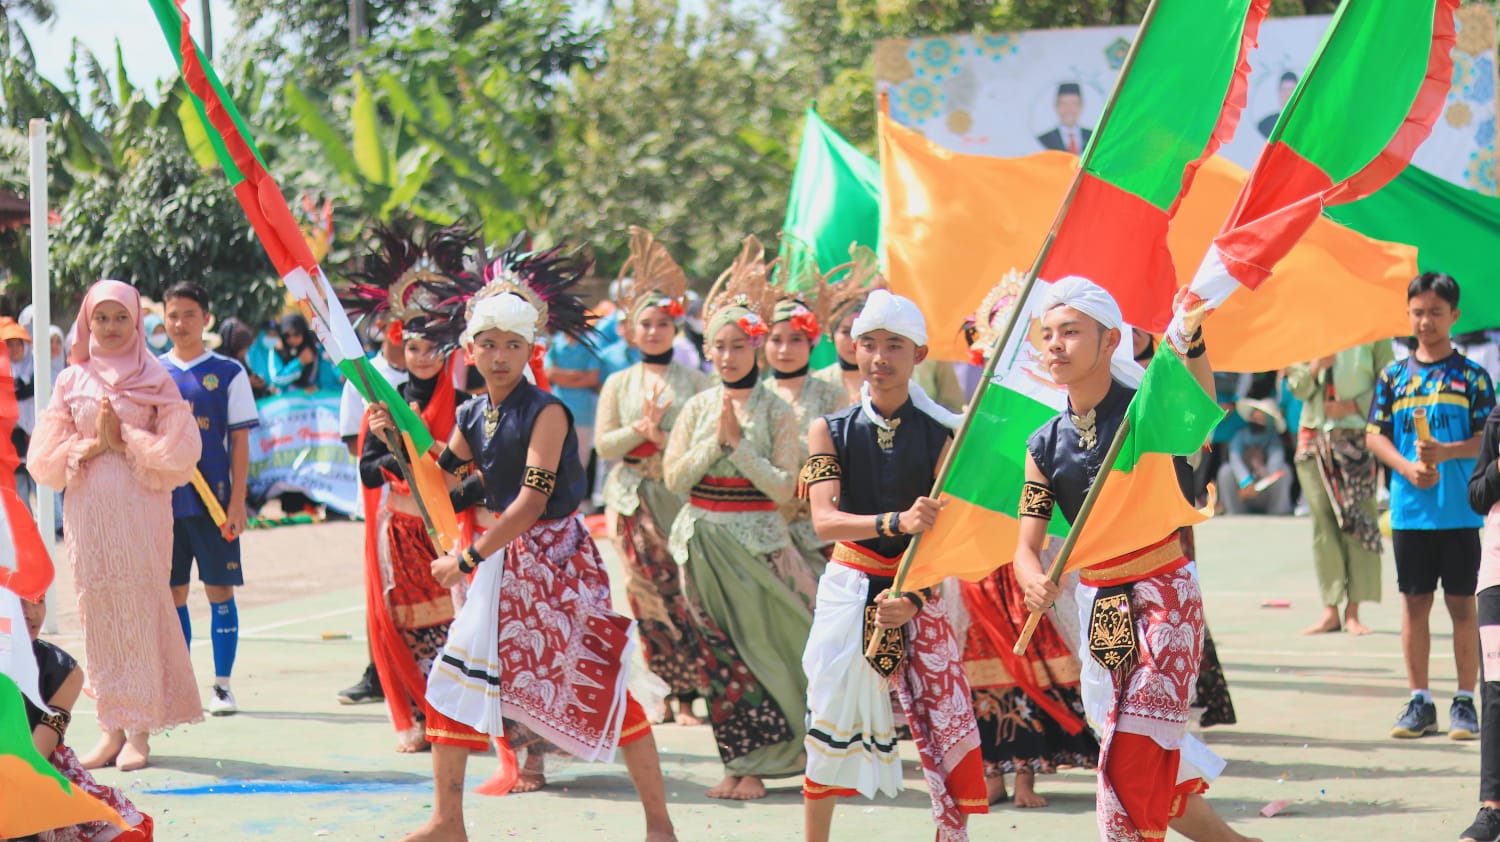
[29,119,58,634]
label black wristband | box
[902,591,926,610]
[457,544,482,574]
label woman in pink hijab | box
[30,279,203,770]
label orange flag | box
[880,119,1416,371]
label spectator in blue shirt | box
[544,330,604,510]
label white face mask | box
[147,331,170,350]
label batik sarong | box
[425,516,646,761]
[803,561,988,842]
[1076,564,1225,841]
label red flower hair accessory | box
[788,311,819,340]
[665,299,686,319]
[738,313,769,343]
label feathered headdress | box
[964,268,1028,365]
[824,243,888,339]
[769,239,831,343]
[703,235,778,345]
[341,223,476,351]
[435,232,595,348]
[616,226,689,329]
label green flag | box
[1325,164,1500,334]
[780,107,881,289]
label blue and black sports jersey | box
[162,352,260,519]
[1368,351,1496,530]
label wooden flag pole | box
[865,0,1163,660]
[1012,416,1133,655]
[29,119,60,636]
[352,366,442,542]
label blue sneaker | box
[1451,696,1480,741]
[1391,695,1438,738]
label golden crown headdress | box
[969,268,1029,357]
[823,243,888,334]
[769,238,832,330]
[704,235,778,328]
[617,226,689,320]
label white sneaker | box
[208,684,238,716]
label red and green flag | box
[146,0,460,547]
[896,0,1264,591]
[1186,0,1459,353]
[0,675,125,838]
[1036,0,1270,332]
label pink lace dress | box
[30,366,204,733]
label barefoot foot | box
[397,731,429,753]
[79,731,126,770]
[644,831,678,842]
[1344,615,1373,636]
[986,775,1009,805]
[673,697,705,726]
[399,816,468,842]
[1301,608,1341,636]
[1013,771,1048,808]
[730,775,767,800]
[705,775,742,799]
[117,733,150,772]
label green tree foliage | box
[52,129,280,324]
[549,0,800,281]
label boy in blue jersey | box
[1368,272,1495,741]
[161,282,259,716]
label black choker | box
[772,364,810,380]
[722,365,759,390]
[837,357,859,372]
[641,349,674,365]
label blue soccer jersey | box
[1367,352,1496,530]
[162,351,260,518]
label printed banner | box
[248,390,359,515]
[875,7,1498,193]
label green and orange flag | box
[1185,0,1459,361]
[146,0,460,547]
[0,675,126,838]
[893,0,1267,591]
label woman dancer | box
[345,225,476,752]
[812,246,887,408]
[765,260,844,575]
[30,279,202,771]
[664,236,815,801]
[957,277,1099,807]
[596,227,710,725]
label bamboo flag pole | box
[352,366,442,541]
[866,0,1164,660]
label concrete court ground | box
[33,514,1485,841]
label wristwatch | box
[719,440,734,455]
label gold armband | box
[522,466,557,497]
[796,454,842,499]
[1019,481,1055,520]
[39,707,71,739]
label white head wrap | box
[851,289,927,346]
[463,293,540,346]
[845,290,963,430]
[1040,276,1123,329]
[1039,275,1144,388]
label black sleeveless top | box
[825,400,951,559]
[25,639,78,734]
[1027,379,1192,523]
[458,381,586,521]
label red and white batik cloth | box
[425,516,643,761]
[40,744,150,841]
[1076,563,1226,841]
[802,562,988,842]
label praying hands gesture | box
[631,384,669,446]
[716,392,742,452]
[83,397,126,460]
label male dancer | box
[403,241,674,842]
[161,281,257,716]
[800,289,987,842]
[1013,277,1257,841]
